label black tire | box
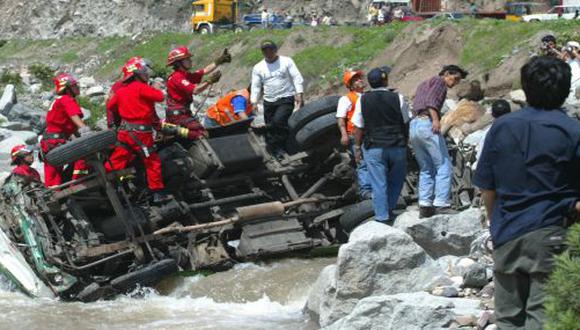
[45,130,117,167]
[339,200,375,232]
[294,112,340,149]
[288,95,340,132]
[110,259,178,293]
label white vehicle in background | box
[523,4,580,21]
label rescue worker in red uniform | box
[41,73,91,187]
[10,145,41,183]
[165,46,230,139]
[105,57,169,203]
[203,87,253,128]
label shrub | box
[28,63,55,90]
[0,70,22,86]
[545,223,580,329]
[76,96,106,129]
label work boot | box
[419,206,435,219]
[152,191,173,205]
[435,207,458,215]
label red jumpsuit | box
[12,164,41,182]
[41,95,89,187]
[105,80,165,191]
[165,68,206,139]
[106,80,124,129]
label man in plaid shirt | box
[410,65,468,218]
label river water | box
[0,258,334,330]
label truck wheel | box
[45,130,117,167]
[199,26,211,34]
[288,95,340,132]
[110,259,178,293]
[294,112,340,149]
[339,200,375,232]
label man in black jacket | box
[352,67,410,223]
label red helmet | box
[343,70,363,89]
[167,46,192,66]
[11,144,32,164]
[122,57,148,82]
[54,73,78,94]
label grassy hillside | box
[1,19,580,125]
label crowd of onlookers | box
[540,34,580,103]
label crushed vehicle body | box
[0,96,479,302]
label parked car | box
[523,5,580,21]
[429,12,465,20]
[242,13,292,29]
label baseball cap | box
[567,41,580,49]
[260,40,278,50]
[367,67,387,86]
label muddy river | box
[0,258,334,329]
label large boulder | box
[0,84,17,115]
[325,292,483,330]
[306,221,449,326]
[4,103,46,133]
[441,100,487,136]
[394,208,485,258]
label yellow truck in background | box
[191,0,244,34]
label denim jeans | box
[363,146,407,221]
[348,137,372,198]
[409,118,452,207]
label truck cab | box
[191,0,243,34]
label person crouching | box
[10,145,40,184]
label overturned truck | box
[0,96,478,302]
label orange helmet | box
[343,70,364,89]
[167,46,193,66]
[122,57,148,82]
[54,73,78,94]
[11,144,32,165]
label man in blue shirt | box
[474,56,580,329]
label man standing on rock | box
[251,40,304,156]
[352,67,410,223]
[410,65,468,218]
[474,56,580,329]
[165,46,229,141]
[337,70,372,199]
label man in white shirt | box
[251,40,304,155]
[564,41,580,104]
[351,67,410,223]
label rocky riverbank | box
[305,208,497,329]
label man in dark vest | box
[352,67,410,223]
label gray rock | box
[78,76,96,88]
[307,221,443,326]
[463,126,490,147]
[306,264,337,319]
[463,263,489,289]
[84,85,105,97]
[1,121,32,131]
[432,286,459,297]
[0,84,17,115]
[509,89,526,104]
[469,231,494,265]
[324,292,482,330]
[394,208,485,258]
[6,103,46,133]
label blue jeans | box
[348,137,372,198]
[409,118,452,207]
[363,146,407,221]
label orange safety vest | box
[206,89,253,126]
[345,91,359,135]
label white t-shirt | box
[336,93,360,118]
[250,56,304,103]
[567,59,580,103]
[351,87,410,128]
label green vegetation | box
[0,69,22,87]
[546,223,580,329]
[77,96,106,128]
[28,63,55,90]
[456,19,580,71]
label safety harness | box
[118,121,155,158]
